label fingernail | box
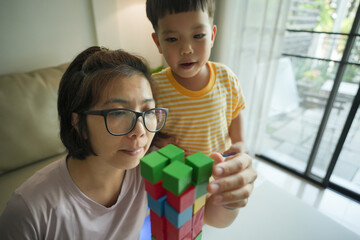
[215,167,223,176]
[210,183,219,192]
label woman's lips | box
[121,148,143,156]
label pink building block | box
[166,185,195,213]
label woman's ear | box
[152,32,163,54]
[72,113,88,139]
[71,113,80,131]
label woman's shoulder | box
[14,157,68,212]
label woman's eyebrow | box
[102,98,155,107]
[143,98,155,104]
[102,98,129,106]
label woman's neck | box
[67,156,126,207]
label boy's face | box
[152,10,216,81]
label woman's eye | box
[194,34,205,39]
[145,109,156,116]
[165,37,177,42]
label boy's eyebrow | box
[160,24,208,35]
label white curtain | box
[212,0,291,156]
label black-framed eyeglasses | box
[83,108,168,136]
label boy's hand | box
[207,152,257,209]
[222,142,244,156]
[153,132,180,148]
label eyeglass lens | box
[106,109,166,135]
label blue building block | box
[164,201,193,228]
[147,194,166,217]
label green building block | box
[158,144,185,163]
[195,180,209,199]
[140,151,169,184]
[194,231,202,240]
[162,161,193,196]
[185,152,214,184]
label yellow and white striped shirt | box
[152,61,245,156]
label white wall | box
[92,0,162,70]
[0,0,162,75]
[0,0,97,75]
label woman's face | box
[85,74,155,170]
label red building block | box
[150,210,166,240]
[192,206,205,239]
[166,218,192,240]
[145,179,166,200]
[166,185,195,213]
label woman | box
[0,47,168,239]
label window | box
[258,0,360,201]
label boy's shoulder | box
[151,67,168,79]
[210,61,237,78]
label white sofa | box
[0,63,69,213]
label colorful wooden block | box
[185,152,214,184]
[142,146,210,240]
[150,210,166,240]
[165,218,192,240]
[158,144,185,163]
[195,181,208,199]
[193,194,206,215]
[192,206,205,239]
[194,231,202,240]
[141,151,169,184]
[166,185,195,213]
[145,179,166,200]
[164,201,193,228]
[147,194,167,217]
[162,161,193,196]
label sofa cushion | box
[0,152,67,213]
[0,63,68,173]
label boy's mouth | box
[180,62,195,68]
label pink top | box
[0,156,147,240]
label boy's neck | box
[172,63,210,91]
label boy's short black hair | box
[58,46,152,160]
[146,0,216,31]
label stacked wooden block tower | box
[140,144,214,240]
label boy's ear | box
[211,25,217,47]
[152,33,163,54]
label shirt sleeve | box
[231,74,246,119]
[0,193,39,240]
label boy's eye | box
[165,37,177,42]
[194,34,205,39]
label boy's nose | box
[181,41,193,55]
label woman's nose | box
[128,117,146,138]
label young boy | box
[146,0,246,157]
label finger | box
[216,154,251,177]
[208,164,257,194]
[210,183,254,207]
[223,199,248,209]
[208,172,246,194]
[209,152,225,178]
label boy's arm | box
[224,111,245,155]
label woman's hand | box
[207,152,257,209]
